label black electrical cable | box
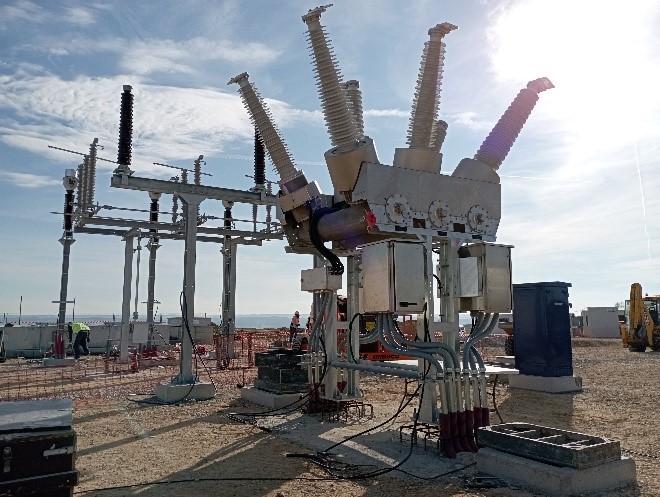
[180,291,217,391]
[226,292,332,419]
[308,204,344,275]
[73,460,476,495]
[320,381,423,454]
[491,374,504,423]
[432,273,442,292]
[289,340,435,481]
[347,312,362,363]
[72,461,477,495]
[294,372,430,480]
[422,302,431,342]
[128,291,213,406]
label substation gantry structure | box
[52,86,283,399]
[227,5,553,456]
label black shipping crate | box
[0,400,77,497]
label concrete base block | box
[42,358,77,367]
[240,386,305,409]
[508,374,583,393]
[154,381,215,402]
[477,447,636,496]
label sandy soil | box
[70,339,658,497]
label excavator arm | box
[626,283,655,351]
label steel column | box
[119,232,135,360]
[176,193,204,383]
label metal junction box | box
[459,243,512,312]
[360,241,426,314]
[300,267,342,292]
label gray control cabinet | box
[459,243,513,312]
[361,241,426,314]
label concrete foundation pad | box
[154,381,215,402]
[477,447,637,496]
[42,357,77,367]
[508,374,583,393]
[240,386,305,409]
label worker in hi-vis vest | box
[289,311,300,343]
[69,322,91,359]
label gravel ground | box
[71,338,655,497]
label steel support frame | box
[176,193,204,383]
[55,236,75,358]
[416,235,439,424]
[120,230,137,359]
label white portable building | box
[580,307,620,338]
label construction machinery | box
[621,283,660,352]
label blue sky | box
[1,0,659,318]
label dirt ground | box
[70,339,658,497]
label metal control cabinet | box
[0,399,78,497]
[458,243,513,312]
[513,282,573,377]
[360,241,426,314]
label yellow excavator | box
[621,283,660,352]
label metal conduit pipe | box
[379,314,445,374]
[462,313,498,438]
[378,314,435,368]
[388,315,458,369]
[329,360,421,380]
[466,313,499,370]
[358,358,420,372]
[308,290,333,385]
[463,313,491,370]
[359,327,380,344]
[469,313,499,367]
[309,291,332,349]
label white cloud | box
[28,35,282,76]
[364,109,408,118]
[0,172,60,188]
[0,1,46,24]
[449,111,492,131]
[0,2,97,28]
[66,7,96,26]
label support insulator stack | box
[407,24,456,149]
[150,198,159,243]
[265,182,272,233]
[430,120,449,152]
[87,138,98,207]
[63,190,74,234]
[343,80,364,140]
[117,85,133,167]
[302,5,359,151]
[254,129,266,187]
[171,176,179,223]
[76,162,85,215]
[228,72,298,188]
[194,155,204,186]
[224,206,232,230]
[475,77,554,170]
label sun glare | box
[489,0,660,145]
